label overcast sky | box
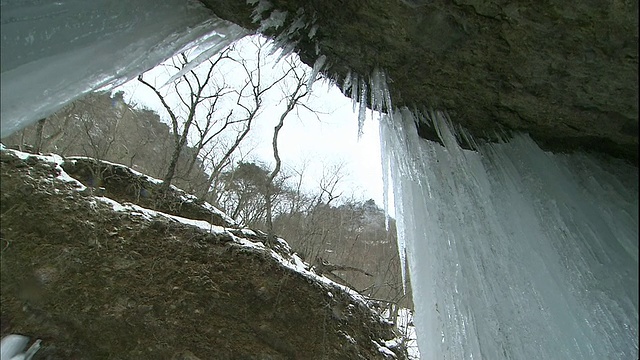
[115,36,387,209]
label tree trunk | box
[160,139,184,194]
[34,118,46,153]
[265,187,274,234]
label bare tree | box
[265,56,319,235]
[137,48,233,193]
[316,162,346,206]
[197,38,295,200]
[215,161,289,228]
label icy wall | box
[1,2,637,358]
[0,0,245,137]
[380,108,638,359]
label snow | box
[66,156,163,185]
[65,156,237,226]
[372,340,397,358]
[381,108,638,359]
[92,196,259,250]
[1,148,87,191]
[178,193,237,226]
[65,158,388,318]
[341,331,356,344]
[9,145,370,307]
[240,229,257,237]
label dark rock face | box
[201,0,638,163]
[1,148,407,359]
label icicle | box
[161,25,247,88]
[383,106,639,359]
[322,70,339,93]
[369,68,384,113]
[284,14,307,37]
[258,10,288,32]
[427,110,455,150]
[367,67,394,123]
[357,78,368,137]
[350,73,359,113]
[270,40,298,65]
[379,116,392,231]
[266,9,311,62]
[343,71,353,93]
[248,0,273,23]
[306,55,326,89]
[308,24,319,39]
[380,70,393,119]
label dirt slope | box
[0,147,407,359]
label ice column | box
[381,108,638,359]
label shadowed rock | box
[200,0,638,164]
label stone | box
[200,0,638,163]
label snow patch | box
[372,340,397,358]
[1,148,86,190]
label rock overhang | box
[200,0,638,165]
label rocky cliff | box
[200,0,638,163]
[0,147,409,359]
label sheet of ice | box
[1,0,245,137]
[380,108,639,359]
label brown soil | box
[0,149,407,359]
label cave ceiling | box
[200,0,638,164]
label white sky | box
[115,36,387,208]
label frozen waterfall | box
[380,108,638,359]
[1,1,638,359]
[0,0,246,137]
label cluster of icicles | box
[3,1,637,359]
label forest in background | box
[1,90,413,312]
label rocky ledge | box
[0,147,409,359]
[201,0,638,164]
